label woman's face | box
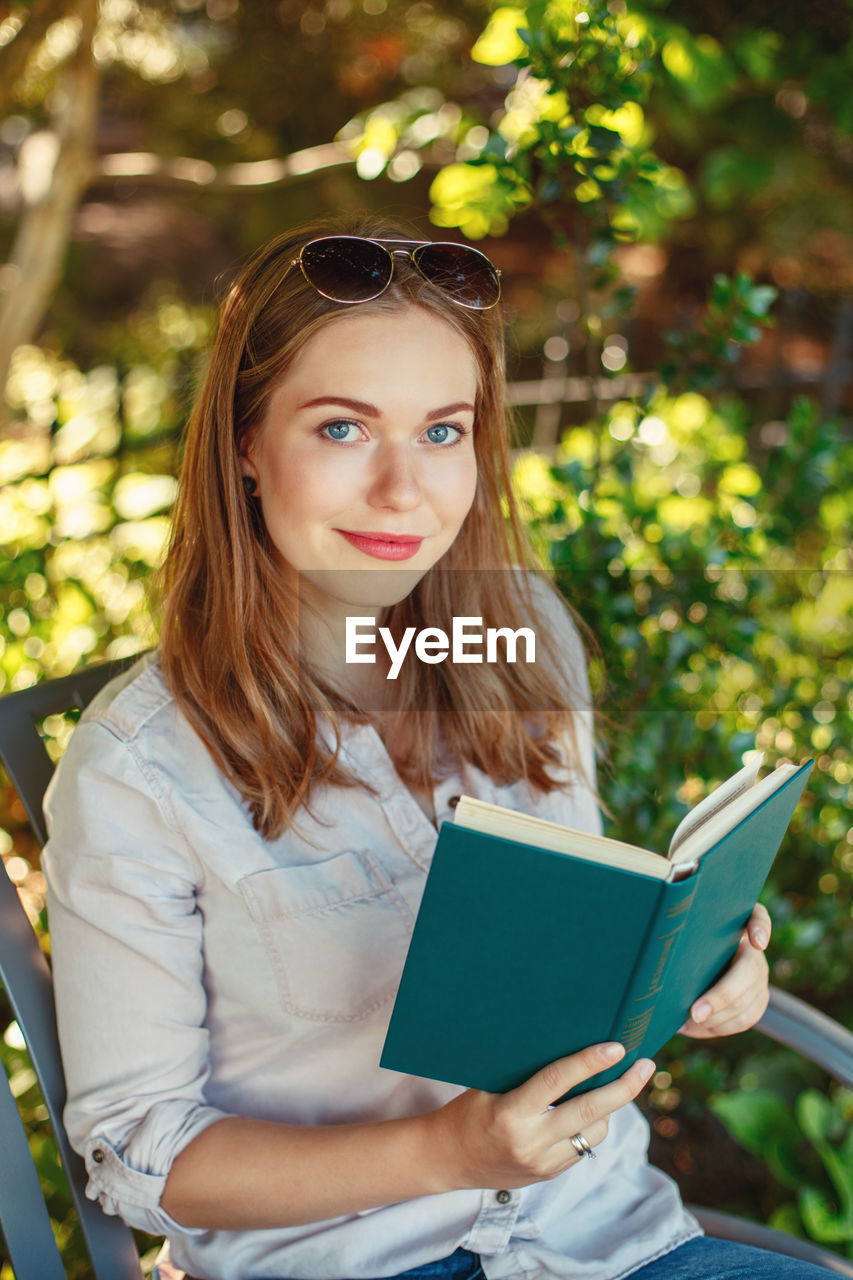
[240,306,479,619]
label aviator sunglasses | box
[292,235,502,311]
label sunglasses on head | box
[292,235,502,311]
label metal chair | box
[1,660,853,1277]
[0,660,143,1280]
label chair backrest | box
[0,660,144,1280]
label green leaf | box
[768,1202,805,1238]
[470,7,528,66]
[710,275,732,308]
[799,1187,852,1243]
[710,1088,805,1188]
[748,285,778,317]
[798,1090,834,1144]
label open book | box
[381,757,813,1098]
[451,755,799,882]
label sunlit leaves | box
[470,6,528,66]
[94,0,211,84]
[0,339,178,694]
[340,0,694,237]
[586,100,647,148]
[427,0,691,240]
[123,366,175,440]
[429,160,531,238]
[0,435,50,487]
[113,473,178,521]
[660,32,733,111]
[337,88,461,182]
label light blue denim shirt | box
[42,622,701,1280]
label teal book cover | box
[380,762,813,1097]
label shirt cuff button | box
[496,1189,511,1204]
[92,1149,105,1163]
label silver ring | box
[570,1132,596,1160]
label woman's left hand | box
[678,904,772,1038]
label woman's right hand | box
[425,1042,655,1191]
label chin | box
[301,566,431,611]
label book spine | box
[610,876,698,1051]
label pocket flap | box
[237,849,389,922]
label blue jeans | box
[366,1237,839,1279]
[371,1251,484,1280]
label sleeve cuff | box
[83,1105,229,1237]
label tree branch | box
[0,0,99,422]
[88,139,454,194]
[94,141,357,192]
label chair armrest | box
[689,1207,853,1276]
[757,986,853,1088]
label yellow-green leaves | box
[427,0,691,241]
[471,7,528,65]
[585,100,646,148]
[429,163,531,238]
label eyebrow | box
[297,396,476,421]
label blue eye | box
[425,423,464,445]
[320,420,359,442]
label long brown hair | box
[158,214,593,839]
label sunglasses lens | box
[300,237,392,302]
[412,244,501,309]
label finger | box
[690,961,759,1026]
[747,903,772,951]
[510,1042,626,1113]
[555,1117,610,1170]
[680,988,769,1038]
[682,939,767,1029]
[680,951,769,1033]
[553,1057,656,1136]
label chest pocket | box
[237,849,414,1022]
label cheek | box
[445,454,478,524]
[264,446,358,517]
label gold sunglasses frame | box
[292,236,502,311]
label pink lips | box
[336,530,425,561]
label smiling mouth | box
[335,529,425,561]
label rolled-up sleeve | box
[42,719,231,1237]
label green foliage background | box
[1,0,851,1273]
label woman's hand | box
[425,1042,655,1191]
[678,903,772,1039]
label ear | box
[237,427,259,486]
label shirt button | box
[92,1149,105,1163]
[448,795,461,808]
[496,1189,511,1204]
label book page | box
[451,797,672,880]
[668,755,763,861]
[670,761,799,864]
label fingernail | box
[752,928,769,948]
[692,1000,712,1023]
[602,1042,626,1063]
[636,1059,655,1084]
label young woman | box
[42,216,827,1280]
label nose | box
[367,440,422,512]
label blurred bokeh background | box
[1,0,852,1273]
